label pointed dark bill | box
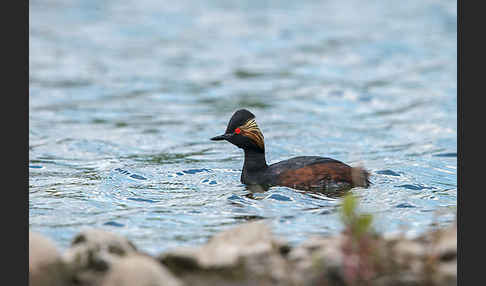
[211,134,231,141]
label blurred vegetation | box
[340,194,374,239]
[339,194,384,286]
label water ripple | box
[29,0,456,255]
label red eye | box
[234,128,241,134]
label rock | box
[28,219,455,286]
[287,235,349,286]
[392,239,426,274]
[433,223,457,262]
[197,220,285,267]
[63,228,138,286]
[159,221,292,286]
[29,231,68,286]
[381,222,457,286]
[101,254,183,286]
[430,223,457,286]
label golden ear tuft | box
[240,118,265,149]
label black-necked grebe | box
[211,109,370,192]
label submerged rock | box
[101,254,183,286]
[29,231,68,286]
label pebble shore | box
[29,221,456,286]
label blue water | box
[29,0,457,254]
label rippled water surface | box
[29,0,457,254]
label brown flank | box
[278,162,369,189]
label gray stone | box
[392,239,426,273]
[63,228,138,286]
[160,221,292,286]
[29,231,68,286]
[430,223,457,286]
[433,223,457,262]
[42,220,455,286]
[101,254,183,286]
[287,236,347,286]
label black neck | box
[243,148,268,173]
